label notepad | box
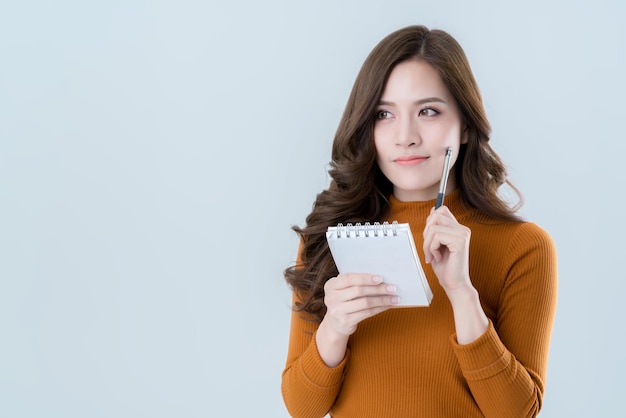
[326,221,433,306]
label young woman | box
[282,25,557,418]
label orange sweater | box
[282,191,558,418]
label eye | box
[419,107,439,117]
[376,110,393,120]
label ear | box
[461,126,469,144]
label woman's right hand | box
[316,274,398,367]
[322,273,399,336]
[324,274,398,335]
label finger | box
[423,223,444,263]
[433,204,455,217]
[342,282,397,302]
[326,281,396,306]
[426,227,459,251]
[342,294,399,317]
[426,206,458,227]
[328,301,395,334]
[428,242,445,263]
[429,224,470,248]
[423,236,435,264]
[423,224,460,263]
[345,304,395,324]
[427,226,470,263]
[423,243,442,264]
[424,211,450,241]
[327,273,383,291]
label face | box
[374,59,466,202]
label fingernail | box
[391,296,399,304]
[373,276,383,283]
[425,255,431,263]
[386,285,397,293]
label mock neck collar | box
[388,190,471,225]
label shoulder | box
[467,216,557,266]
[500,222,558,287]
[508,222,556,255]
[465,208,554,246]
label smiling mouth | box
[394,156,429,166]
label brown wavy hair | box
[285,25,522,322]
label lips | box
[394,155,429,166]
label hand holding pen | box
[423,146,472,296]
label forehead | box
[381,60,452,101]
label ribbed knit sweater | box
[282,191,558,417]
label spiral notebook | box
[326,222,433,306]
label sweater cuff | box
[450,320,512,382]
[299,331,350,389]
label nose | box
[395,115,420,147]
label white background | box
[1,1,624,417]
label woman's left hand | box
[423,205,473,297]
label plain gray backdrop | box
[1,0,624,417]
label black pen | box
[435,147,452,209]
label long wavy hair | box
[285,25,522,322]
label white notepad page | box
[326,222,433,306]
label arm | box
[451,223,558,418]
[281,292,349,418]
[281,248,398,418]
[424,209,557,417]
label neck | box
[393,178,458,203]
[388,189,469,225]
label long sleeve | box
[281,293,349,418]
[451,222,558,418]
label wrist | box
[316,318,350,367]
[445,283,489,345]
[444,281,478,307]
[318,317,350,343]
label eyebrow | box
[377,97,447,106]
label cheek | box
[437,123,463,146]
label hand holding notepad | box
[326,222,433,306]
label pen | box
[435,147,452,209]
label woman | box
[282,25,557,418]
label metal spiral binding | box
[335,221,398,238]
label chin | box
[393,180,439,196]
